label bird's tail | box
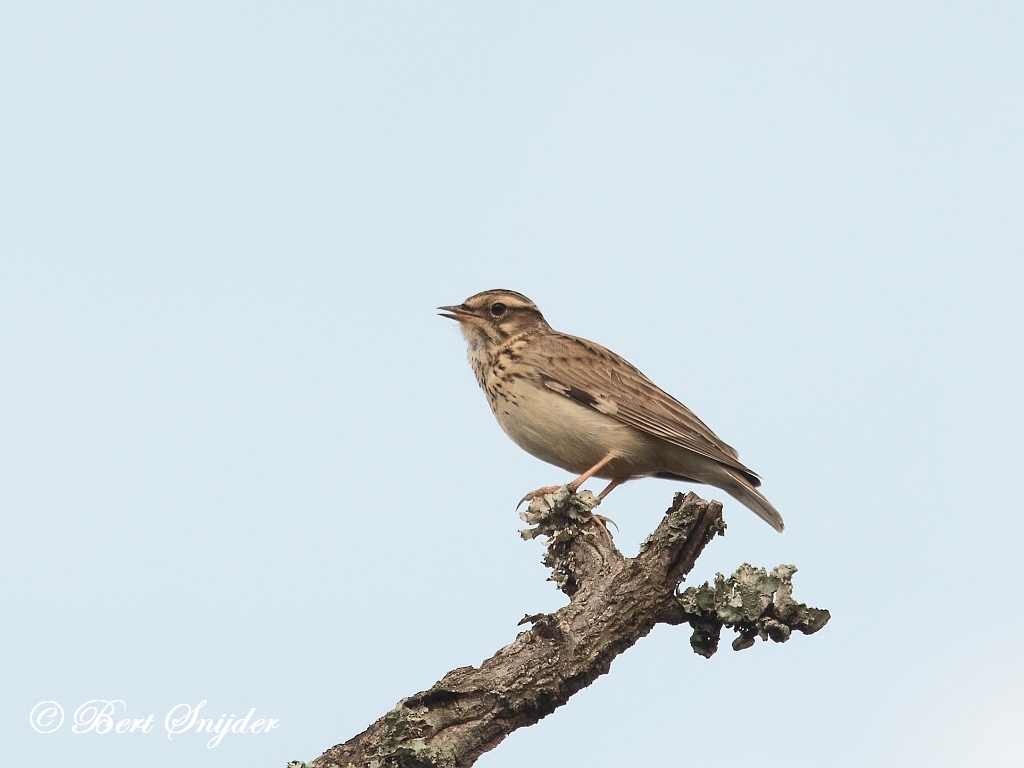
[718,469,785,532]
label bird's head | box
[439,289,549,347]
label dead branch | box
[293,488,829,768]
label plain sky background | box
[1,3,1021,766]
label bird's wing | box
[521,331,761,485]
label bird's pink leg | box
[584,479,623,538]
[517,453,616,508]
[568,453,616,492]
[597,479,623,499]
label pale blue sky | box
[1,3,1021,766]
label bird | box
[438,289,784,532]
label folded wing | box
[524,332,762,487]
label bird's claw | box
[516,485,564,510]
[589,512,618,543]
[516,486,618,542]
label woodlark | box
[439,289,784,532]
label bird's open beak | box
[438,304,475,322]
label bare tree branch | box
[293,488,829,768]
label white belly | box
[488,377,659,479]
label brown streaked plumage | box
[439,289,784,532]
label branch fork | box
[301,488,829,768]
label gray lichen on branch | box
[665,563,831,658]
[300,489,830,768]
[518,486,616,596]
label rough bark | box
[292,488,829,768]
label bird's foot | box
[516,485,565,510]
[516,485,618,542]
[588,512,619,543]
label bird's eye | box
[490,303,507,317]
